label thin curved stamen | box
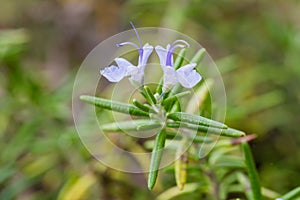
[130,22,144,64]
[166,45,186,66]
[169,44,187,54]
[117,22,144,65]
[116,42,140,50]
[171,39,190,48]
[130,22,143,49]
[166,40,190,66]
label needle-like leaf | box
[167,112,227,129]
[148,129,166,190]
[174,48,186,70]
[132,99,153,113]
[242,142,262,200]
[144,86,157,105]
[190,48,206,65]
[162,91,191,109]
[80,95,149,117]
[156,78,163,95]
[167,122,245,137]
[101,119,161,132]
[166,131,213,143]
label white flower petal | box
[129,72,144,86]
[140,43,154,66]
[100,65,127,82]
[177,63,197,72]
[115,58,134,69]
[162,65,178,92]
[101,58,136,82]
[115,57,139,76]
[176,63,202,88]
[126,65,139,76]
[155,45,168,66]
[113,59,143,85]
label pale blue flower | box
[101,23,153,86]
[155,40,202,92]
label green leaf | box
[143,103,157,113]
[190,48,206,64]
[166,131,213,143]
[162,91,191,109]
[156,78,163,95]
[137,122,162,131]
[101,119,161,132]
[170,100,181,113]
[276,186,300,200]
[174,48,187,70]
[139,88,150,101]
[144,86,157,105]
[167,112,227,129]
[132,99,153,113]
[242,142,262,200]
[167,122,245,137]
[148,129,166,190]
[80,95,149,117]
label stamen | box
[116,42,140,50]
[166,40,190,66]
[169,44,187,53]
[171,40,190,48]
[116,23,145,65]
[130,22,143,49]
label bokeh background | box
[0,0,299,199]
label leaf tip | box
[79,95,94,103]
[147,178,155,190]
[79,95,88,100]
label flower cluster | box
[100,23,202,92]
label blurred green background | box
[0,0,299,199]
